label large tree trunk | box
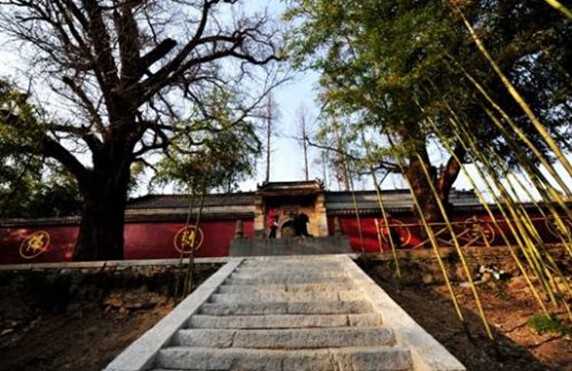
[405,145,466,223]
[406,154,442,223]
[73,181,128,261]
[72,126,135,261]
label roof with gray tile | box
[125,189,481,214]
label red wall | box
[329,213,568,253]
[0,225,78,264]
[1,211,567,264]
[0,218,254,264]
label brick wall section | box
[0,260,222,321]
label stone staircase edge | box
[340,255,466,371]
[103,258,244,371]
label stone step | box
[233,268,346,277]
[230,271,347,280]
[239,263,344,268]
[238,265,345,272]
[156,346,412,371]
[235,264,345,273]
[235,265,345,272]
[199,300,373,315]
[244,256,342,262]
[225,276,349,285]
[189,313,382,329]
[175,327,396,349]
[209,290,363,304]
[104,256,465,371]
[217,282,356,294]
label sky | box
[0,3,327,194]
[0,1,398,195]
[0,2,568,201]
[241,70,321,191]
[0,32,537,199]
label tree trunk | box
[405,145,465,223]
[72,132,134,261]
[73,182,128,261]
[265,118,271,183]
[436,145,466,215]
[406,154,442,223]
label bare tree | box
[332,119,351,191]
[0,0,282,260]
[261,92,280,183]
[296,103,313,181]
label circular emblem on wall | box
[379,219,412,247]
[459,216,495,245]
[545,216,572,240]
[19,231,50,259]
[173,225,204,254]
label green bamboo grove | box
[289,0,572,339]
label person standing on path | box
[268,208,279,239]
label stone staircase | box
[229,236,352,256]
[105,256,465,371]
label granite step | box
[229,271,347,280]
[155,346,413,371]
[188,313,382,329]
[225,276,350,285]
[234,266,345,273]
[104,256,464,371]
[199,300,373,315]
[175,327,396,349]
[216,282,356,294]
[208,290,363,304]
[238,258,343,264]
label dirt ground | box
[381,283,572,371]
[0,300,175,371]
[1,262,571,371]
[359,260,572,371]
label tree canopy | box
[0,79,82,218]
[0,0,282,260]
[286,0,572,220]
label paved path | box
[105,255,465,371]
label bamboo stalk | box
[444,112,553,314]
[449,115,554,293]
[422,103,549,315]
[440,66,572,258]
[415,152,493,339]
[362,133,401,276]
[384,132,465,322]
[335,122,365,252]
[448,107,572,315]
[183,187,206,298]
[448,58,572,201]
[174,187,197,300]
[457,9,572,183]
[481,109,572,259]
[543,0,572,20]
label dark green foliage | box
[528,314,570,335]
[0,80,81,218]
[150,90,261,194]
[0,161,82,218]
[285,0,571,211]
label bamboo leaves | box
[287,0,572,336]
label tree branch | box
[82,0,119,101]
[1,108,91,187]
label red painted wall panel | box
[0,218,254,264]
[0,210,567,264]
[329,212,568,253]
[0,225,77,264]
